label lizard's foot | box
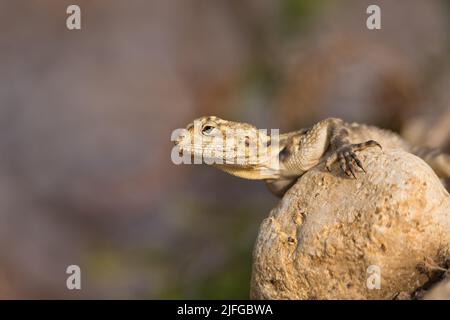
[325,140,382,178]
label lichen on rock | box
[250,149,450,299]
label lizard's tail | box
[411,146,450,179]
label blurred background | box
[1,0,450,298]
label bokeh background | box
[1,0,450,298]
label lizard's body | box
[174,116,450,197]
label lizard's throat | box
[213,164,279,180]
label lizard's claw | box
[325,153,337,172]
[324,140,381,178]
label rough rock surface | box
[250,149,450,299]
[423,278,450,300]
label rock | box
[423,278,450,300]
[250,149,450,299]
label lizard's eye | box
[201,125,216,135]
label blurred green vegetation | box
[160,243,253,300]
[281,0,328,36]
[159,198,271,299]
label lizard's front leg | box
[280,118,381,179]
[324,120,382,178]
[280,118,341,175]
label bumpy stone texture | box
[423,278,450,300]
[250,149,450,299]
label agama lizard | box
[173,116,450,197]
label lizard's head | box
[174,116,260,160]
[174,116,280,179]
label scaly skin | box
[174,116,450,197]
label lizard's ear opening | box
[279,146,290,161]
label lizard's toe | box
[352,140,382,152]
[344,151,357,179]
[325,153,337,172]
[338,153,350,177]
[325,140,381,177]
[350,151,365,173]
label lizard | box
[173,116,450,197]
